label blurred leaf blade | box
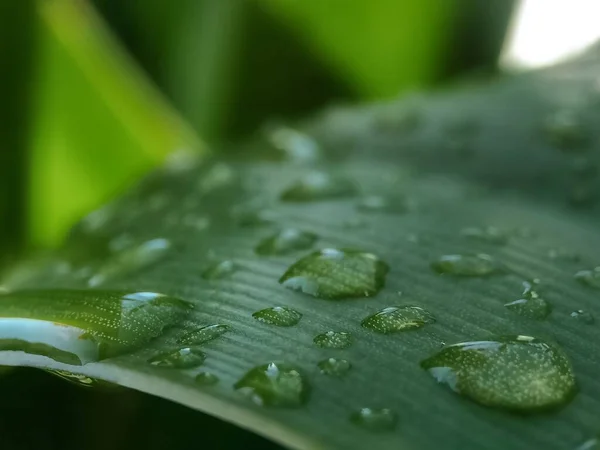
[29,0,203,248]
[4,50,600,450]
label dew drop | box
[280,248,389,299]
[349,408,397,432]
[460,226,507,245]
[543,109,588,151]
[195,371,220,386]
[280,171,356,202]
[177,324,230,345]
[234,362,309,407]
[230,206,273,228]
[361,306,435,334]
[421,335,577,411]
[505,280,551,320]
[88,238,171,287]
[431,254,500,276]
[571,310,595,325]
[574,267,600,289]
[252,307,302,327]
[318,357,351,376]
[202,260,236,280]
[355,195,408,214]
[0,290,192,363]
[148,347,206,369]
[255,229,317,256]
[313,331,353,349]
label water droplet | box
[0,290,192,364]
[267,126,320,163]
[576,436,599,450]
[177,324,230,345]
[313,331,353,349]
[202,260,236,280]
[505,280,551,320]
[547,248,581,262]
[88,238,171,287]
[255,229,317,256]
[460,226,507,245]
[571,310,595,324]
[280,171,356,202]
[252,307,302,327]
[230,205,273,228]
[361,306,435,334]
[46,369,104,388]
[431,254,500,276]
[195,371,220,386]
[421,335,577,411]
[575,268,600,289]
[198,163,236,193]
[355,195,408,214]
[349,408,397,432]
[318,357,351,376]
[148,347,206,369]
[543,109,588,151]
[280,248,389,299]
[234,362,309,407]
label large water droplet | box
[280,248,389,299]
[574,268,600,289]
[195,371,220,386]
[318,357,351,376]
[252,307,302,327]
[280,172,356,202]
[148,347,205,369]
[543,109,588,151]
[202,260,236,280]
[234,362,309,407]
[349,408,397,432]
[88,238,171,287]
[361,306,435,334]
[504,280,551,320]
[421,335,577,411]
[0,290,192,364]
[571,310,595,325]
[355,195,408,214]
[177,324,230,345]
[460,226,507,245]
[267,126,321,163]
[313,331,353,349]
[431,254,500,276]
[255,229,317,256]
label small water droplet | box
[202,260,236,280]
[280,248,389,299]
[460,226,507,245]
[431,254,500,276]
[255,229,317,256]
[318,357,351,376]
[234,362,309,407]
[349,408,397,432]
[88,238,171,287]
[252,307,302,327]
[148,347,206,369]
[575,268,600,289]
[576,436,600,450]
[421,335,577,411]
[195,371,220,386]
[280,171,356,202]
[571,310,595,324]
[543,109,588,151]
[46,369,105,388]
[313,331,353,349]
[177,324,230,345]
[230,206,273,228]
[267,126,321,163]
[361,306,435,334]
[505,280,551,320]
[0,290,192,363]
[355,195,408,214]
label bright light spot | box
[501,0,600,71]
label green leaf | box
[3,50,600,449]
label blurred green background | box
[0,0,515,448]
